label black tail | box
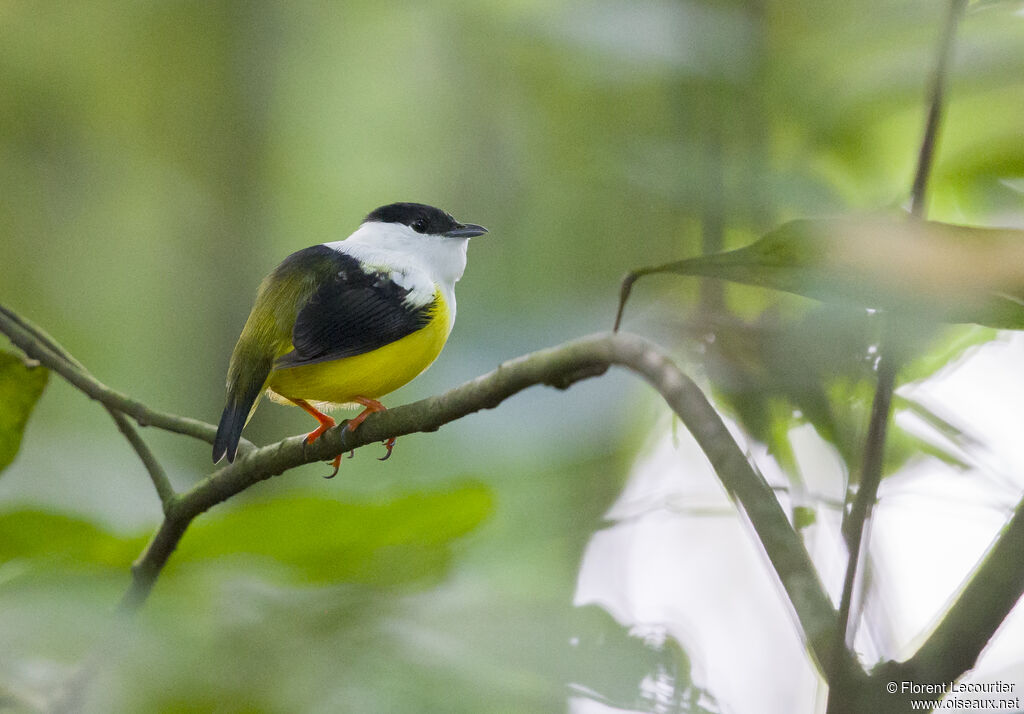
[212,382,263,463]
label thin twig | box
[0,305,178,508]
[909,0,968,219]
[613,265,668,332]
[108,410,176,509]
[0,304,229,447]
[0,305,87,371]
[828,2,967,710]
[835,348,899,649]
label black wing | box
[274,249,435,368]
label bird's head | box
[363,202,487,241]
[348,202,488,283]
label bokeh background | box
[1,1,1023,712]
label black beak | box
[444,223,488,238]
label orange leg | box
[292,398,337,443]
[346,396,397,461]
[291,399,344,477]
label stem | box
[828,2,966,709]
[909,0,967,219]
[120,513,190,612]
[613,263,681,332]
[835,349,899,650]
[108,410,176,509]
[0,305,178,507]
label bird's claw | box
[322,401,396,467]
[323,453,343,479]
[378,437,396,461]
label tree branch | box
[110,331,852,682]
[899,497,1024,684]
[120,513,190,612]
[0,305,178,508]
[107,409,175,510]
[0,304,227,448]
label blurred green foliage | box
[1,0,1022,711]
[692,306,965,480]
[618,213,1024,483]
[0,352,48,475]
[173,486,494,586]
[624,218,1024,328]
[0,484,491,587]
[0,510,144,569]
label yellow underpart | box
[264,291,451,409]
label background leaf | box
[793,506,816,531]
[627,218,1024,330]
[0,484,493,589]
[0,350,48,475]
[0,510,144,570]
[174,484,495,587]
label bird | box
[212,202,488,476]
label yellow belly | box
[265,293,451,408]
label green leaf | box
[174,484,494,587]
[0,485,492,589]
[621,218,1024,330]
[900,324,999,385]
[0,350,49,475]
[691,305,983,489]
[896,395,980,455]
[567,604,719,713]
[793,506,816,531]
[701,306,871,474]
[0,510,145,569]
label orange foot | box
[345,396,396,462]
[291,399,344,478]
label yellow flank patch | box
[265,292,451,407]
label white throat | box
[322,221,472,328]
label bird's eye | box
[411,219,427,233]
